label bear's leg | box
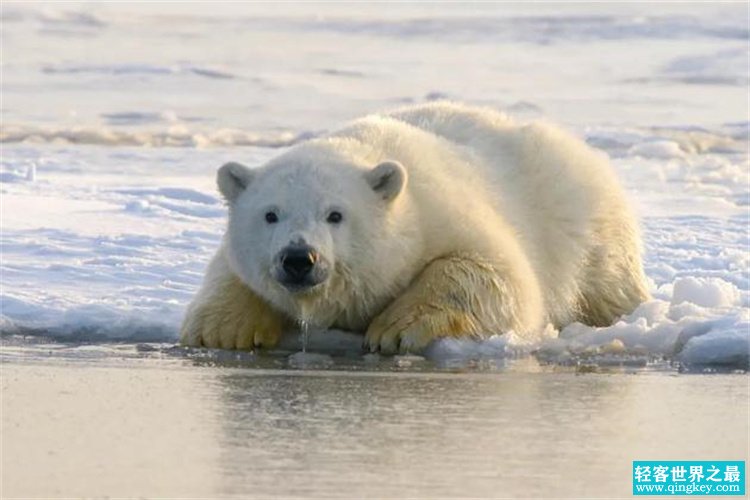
[180,255,287,350]
[577,242,651,327]
[364,253,544,354]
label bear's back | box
[382,101,515,147]
[379,102,641,326]
[380,101,629,242]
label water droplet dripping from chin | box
[298,302,313,353]
[300,320,310,353]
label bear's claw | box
[365,305,478,355]
[179,273,286,351]
[181,309,283,350]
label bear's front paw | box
[364,305,478,355]
[180,305,283,350]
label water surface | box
[2,341,746,498]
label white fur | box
[182,102,649,350]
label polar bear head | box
[217,143,415,327]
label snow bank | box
[0,124,314,148]
[535,297,749,371]
[678,322,749,368]
[418,278,748,371]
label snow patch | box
[671,277,741,308]
[628,140,686,159]
[660,48,750,86]
[42,63,237,80]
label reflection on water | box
[213,369,747,498]
[2,350,747,498]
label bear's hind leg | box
[577,251,650,327]
[576,224,651,327]
[364,253,544,354]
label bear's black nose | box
[281,247,317,281]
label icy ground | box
[1,3,748,371]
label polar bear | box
[181,102,649,353]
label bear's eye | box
[264,212,279,224]
[327,211,343,224]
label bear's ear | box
[365,160,407,202]
[217,162,254,202]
